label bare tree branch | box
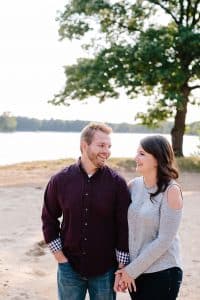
[178,0,184,25]
[149,0,179,24]
[189,85,200,90]
[186,0,191,26]
[191,0,200,26]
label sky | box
[0,0,199,125]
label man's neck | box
[80,158,97,175]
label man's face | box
[83,130,112,168]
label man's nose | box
[103,146,111,154]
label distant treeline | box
[0,113,199,135]
[15,117,174,134]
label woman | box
[115,135,183,300]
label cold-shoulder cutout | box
[166,184,183,210]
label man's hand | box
[115,269,136,293]
[114,273,127,293]
[113,263,129,292]
[114,268,128,293]
[53,250,68,263]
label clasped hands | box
[114,268,136,293]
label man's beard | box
[87,151,106,168]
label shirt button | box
[85,222,88,226]
[84,237,87,241]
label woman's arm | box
[125,184,183,279]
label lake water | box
[0,131,199,166]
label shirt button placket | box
[82,181,90,258]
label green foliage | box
[16,117,42,131]
[176,156,200,172]
[1,114,199,135]
[51,0,200,156]
[0,112,17,132]
[53,1,200,103]
[186,121,200,135]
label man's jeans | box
[57,262,116,300]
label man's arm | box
[48,238,68,263]
[115,176,131,253]
[42,176,64,258]
[116,250,130,268]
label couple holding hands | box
[42,122,183,300]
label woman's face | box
[134,145,158,175]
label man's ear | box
[81,140,87,153]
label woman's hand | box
[114,272,127,292]
[115,269,136,293]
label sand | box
[0,163,200,300]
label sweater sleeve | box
[125,186,182,279]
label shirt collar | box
[77,157,106,177]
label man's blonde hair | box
[80,122,112,145]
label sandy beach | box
[0,162,200,300]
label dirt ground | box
[0,163,199,299]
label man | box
[41,122,130,300]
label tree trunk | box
[171,86,189,157]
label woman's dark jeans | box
[129,267,183,300]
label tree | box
[51,0,200,156]
[0,112,17,132]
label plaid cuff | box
[116,249,130,265]
[48,238,62,253]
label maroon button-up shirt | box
[41,160,131,277]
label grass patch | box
[108,158,135,171]
[109,157,200,173]
[176,156,200,172]
[0,156,199,173]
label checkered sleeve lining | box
[48,238,62,253]
[116,249,130,265]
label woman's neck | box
[143,173,157,188]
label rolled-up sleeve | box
[116,249,130,265]
[48,238,62,253]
